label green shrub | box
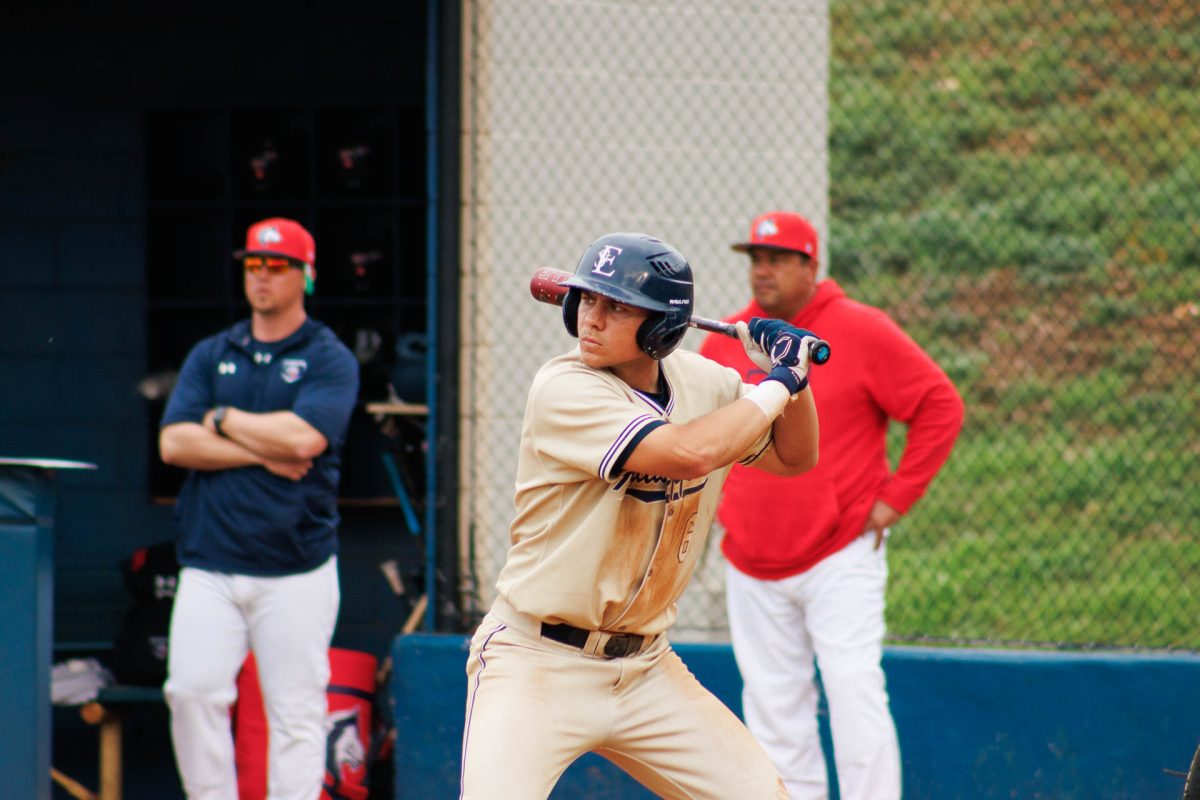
[1082,295,1141,327]
[1023,235,1106,283]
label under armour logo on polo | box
[592,245,623,277]
[218,362,237,375]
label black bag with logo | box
[110,541,180,686]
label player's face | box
[243,256,307,315]
[747,248,818,319]
[576,291,652,372]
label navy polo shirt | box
[161,318,359,576]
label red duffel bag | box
[235,648,378,800]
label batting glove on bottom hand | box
[735,320,774,374]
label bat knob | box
[809,339,832,366]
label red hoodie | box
[699,280,964,579]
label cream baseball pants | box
[726,533,901,800]
[460,606,788,800]
[164,557,340,800]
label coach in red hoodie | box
[700,211,963,800]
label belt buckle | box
[602,633,639,659]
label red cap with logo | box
[731,211,818,260]
[234,218,316,266]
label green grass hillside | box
[828,0,1200,648]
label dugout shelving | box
[144,105,428,502]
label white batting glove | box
[735,320,774,374]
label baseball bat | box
[529,268,831,365]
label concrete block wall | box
[459,0,832,623]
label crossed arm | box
[159,408,327,481]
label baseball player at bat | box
[700,211,964,799]
[460,232,823,799]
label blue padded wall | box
[393,634,1200,799]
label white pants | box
[165,557,340,800]
[726,534,901,800]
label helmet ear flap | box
[562,288,581,337]
[635,315,660,358]
[656,321,688,357]
[566,297,681,359]
[636,311,688,360]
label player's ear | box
[303,263,316,296]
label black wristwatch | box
[212,406,229,437]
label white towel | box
[51,658,115,705]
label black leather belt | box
[540,621,649,659]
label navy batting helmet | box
[562,233,694,359]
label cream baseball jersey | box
[494,347,773,636]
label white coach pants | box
[164,557,340,800]
[726,534,901,800]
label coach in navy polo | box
[159,217,359,800]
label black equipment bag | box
[110,541,180,686]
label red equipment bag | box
[235,648,379,800]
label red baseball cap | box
[731,211,818,260]
[234,218,316,265]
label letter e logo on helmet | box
[591,245,623,277]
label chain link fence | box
[458,0,1200,651]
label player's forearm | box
[159,422,262,471]
[670,384,821,476]
[628,397,777,480]
[692,399,780,467]
[769,389,819,471]
[213,408,328,461]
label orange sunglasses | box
[243,255,301,276]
